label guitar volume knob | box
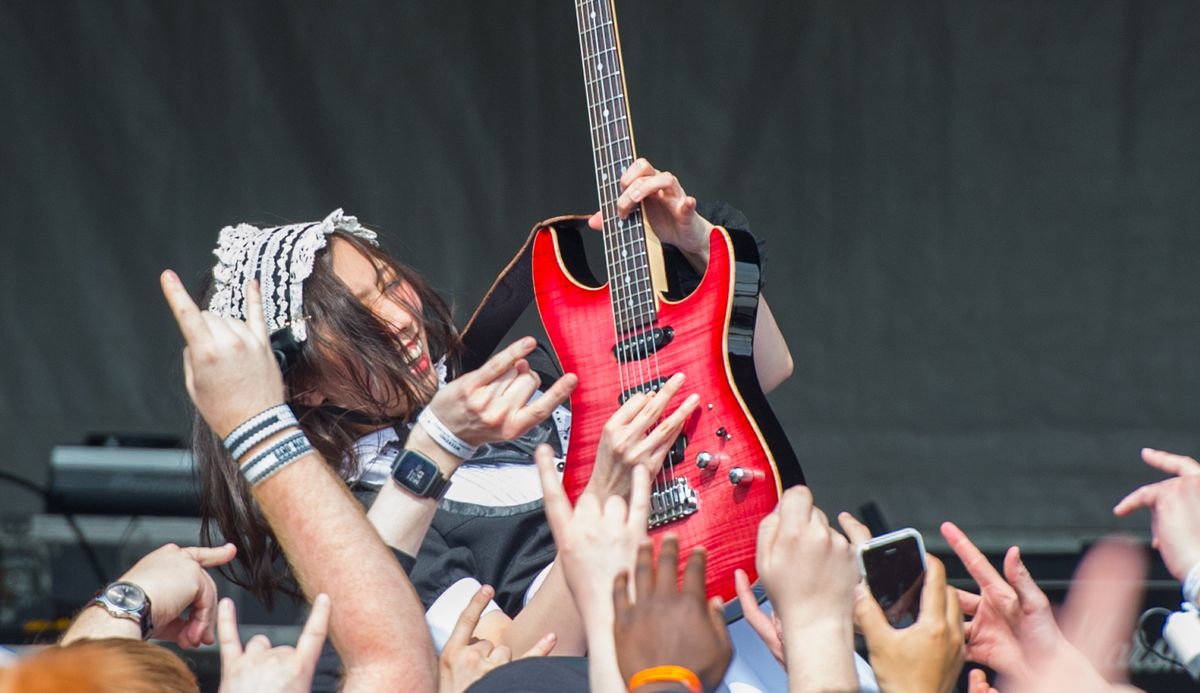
[697,451,726,470]
[728,467,762,486]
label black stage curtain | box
[2,0,1198,541]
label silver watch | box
[94,581,154,639]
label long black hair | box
[192,230,462,604]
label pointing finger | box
[296,593,332,664]
[446,585,495,651]
[243,280,271,343]
[535,445,572,542]
[161,270,210,345]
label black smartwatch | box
[391,448,452,500]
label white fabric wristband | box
[417,408,478,459]
[1185,561,1200,609]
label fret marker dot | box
[603,109,610,117]
[590,11,596,19]
[602,173,608,180]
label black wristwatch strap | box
[390,447,452,500]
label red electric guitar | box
[530,0,805,601]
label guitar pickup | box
[664,434,688,468]
[618,377,672,405]
[612,327,674,363]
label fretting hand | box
[588,158,715,267]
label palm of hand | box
[964,583,1024,674]
[643,201,706,253]
[966,582,1063,679]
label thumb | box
[184,543,237,568]
[853,584,892,641]
[520,632,557,658]
[588,211,603,230]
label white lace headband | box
[208,208,378,342]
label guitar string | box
[593,0,675,499]
[587,0,674,504]
[575,0,639,500]
[579,0,661,503]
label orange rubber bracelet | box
[627,664,702,693]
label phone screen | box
[861,535,925,628]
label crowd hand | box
[998,537,1147,693]
[160,272,285,438]
[1113,447,1200,581]
[217,593,330,693]
[968,669,999,693]
[855,555,965,693]
[940,521,1070,681]
[582,372,699,500]
[426,336,578,449]
[536,444,650,614]
[438,585,556,693]
[116,542,237,648]
[587,158,715,262]
[613,537,731,692]
[756,486,859,629]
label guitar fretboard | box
[574,0,656,334]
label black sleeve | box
[408,520,479,610]
[663,199,767,298]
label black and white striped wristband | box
[223,404,299,462]
[240,430,314,486]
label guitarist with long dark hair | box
[178,165,794,688]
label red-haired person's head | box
[0,638,198,693]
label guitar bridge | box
[648,477,699,528]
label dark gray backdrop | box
[3,0,1198,547]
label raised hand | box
[438,585,555,693]
[855,555,965,693]
[121,542,238,648]
[582,372,700,500]
[940,521,1066,681]
[217,594,330,693]
[160,271,283,438]
[536,444,650,612]
[613,537,732,691]
[733,568,786,668]
[1113,447,1200,581]
[750,486,859,691]
[588,158,715,265]
[999,538,1146,693]
[426,336,578,448]
[62,542,238,647]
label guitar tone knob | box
[696,452,724,471]
[728,467,762,486]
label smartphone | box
[856,528,926,629]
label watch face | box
[397,454,435,494]
[105,582,147,611]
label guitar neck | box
[574,0,657,333]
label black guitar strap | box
[458,214,589,373]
